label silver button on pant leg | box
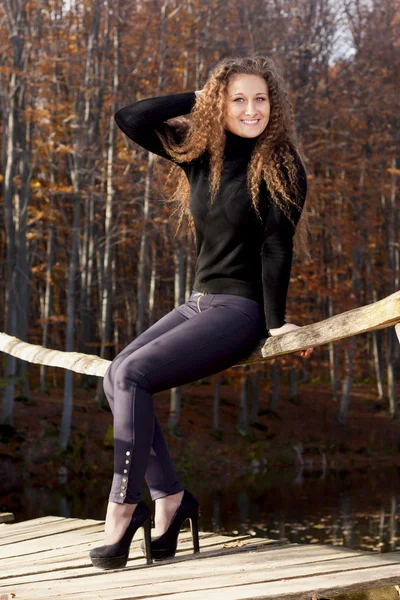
[120,450,131,499]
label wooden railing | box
[1,290,399,374]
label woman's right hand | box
[269,322,314,359]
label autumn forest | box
[0,0,399,485]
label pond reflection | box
[2,465,400,553]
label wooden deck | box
[1,515,400,599]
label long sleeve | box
[114,91,197,163]
[261,149,307,331]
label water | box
[2,465,400,553]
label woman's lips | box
[241,119,260,126]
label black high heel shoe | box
[90,500,153,570]
[140,489,200,561]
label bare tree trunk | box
[60,0,94,448]
[212,373,221,432]
[96,12,119,407]
[389,493,397,551]
[60,191,81,451]
[169,388,181,433]
[1,1,28,425]
[122,286,134,344]
[337,336,355,426]
[15,103,34,402]
[79,0,102,369]
[387,328,398,418]
[340,491,354,548]
[386,157,399,417]
[378,504,385,548]
[169,243,185,432]
[40,51,60,393]
[137,153,153,336]
[79,187,97,390]
[238,365,250,436]
[213,493,221,529]
[40,215,55,393]
[327,268,339,400]
[336,145,360,425]
[148,242,157,324]
[174,242,185,306]
[368,271,384,400]
[250,370,260,423]
[2,84,18,424]
[185,228,193,301]
[137,0,172,336]
[111,254,119,353]
[288,367,297,403]
[269,363,280,412]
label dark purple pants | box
[103,290,264,504]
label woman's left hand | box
[268,322,314,358]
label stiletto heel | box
[140,489,200,561]
[142,514,153,565]
[90,500,153,570]
[190,510,200,554]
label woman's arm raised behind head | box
[114,91,197,163]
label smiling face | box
[224,73,270,138]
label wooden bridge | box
[0,513,400,600]
[1,291,400,600]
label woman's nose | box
[244,104,258,115]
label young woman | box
[89,55,313,570]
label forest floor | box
[1,367,400,497]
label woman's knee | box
[113,358,150,393]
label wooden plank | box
[0,513,14,524]
[146,563,400,600]
[0,519,103,557]
[0,517,236,547]
[0,538,278,583]
[1,517,399,600]
[0,526,213,555]
[0,544,380,598]
[0,532,261,572]
[0,531,259,573]
[0,531,104,567]
[0,333,110,377]
[0,516,64,536]
[0,516,76,541]
[0,521,103,548]
[2,529,353,576]
[0,529,215,569]
[2,550,400,600]
[246,290,400,363]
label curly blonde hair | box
[154,55,311,260]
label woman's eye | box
[234,98,265,102]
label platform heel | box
[140,489,200,560]
[90,500,153,570]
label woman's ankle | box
[153,491,184,536]
[104,501,138,544]
[155,490,184,504]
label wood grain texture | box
[0,514,14,524]
[0,516,399,599]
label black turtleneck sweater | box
[115,91,307,335]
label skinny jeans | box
[103,290,265,504]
